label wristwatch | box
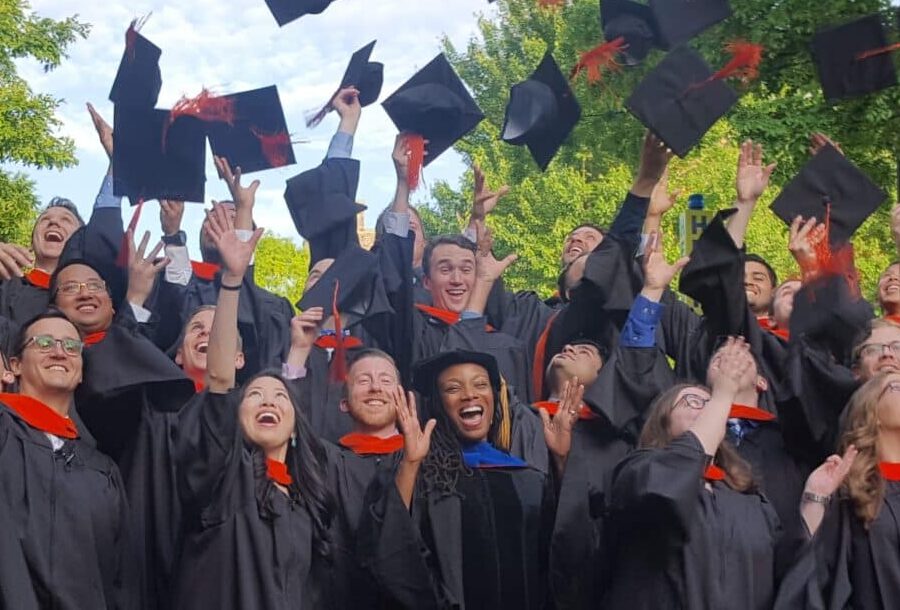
[161,230,187,246]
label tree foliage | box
[253,233,309,310]
[424,0,899,298]
[0,0,89,244]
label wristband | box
[161,230,187,246]
[220,282,242,292]
[801,491,831,505]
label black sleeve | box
[367,231,415,384]
[60,206,127,305]
[607,191,650,255]
[144,277,190,352]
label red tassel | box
[538,0,565,7]
[124,14,150,61]
[801,201,862,299]
[856,42,900,61]
[163,89,236,152]
[404,134,426,191]
[570,37,627,84]
[688,40,764,93]
[117,200,144,268]
[329,280,348,383]
[250,127,292,168]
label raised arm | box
[726,139,776,249]
[394,387,435,509]
[691,338,754,455]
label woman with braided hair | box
[361,349,583,609]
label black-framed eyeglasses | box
[858,341,900,360]
[22,335,83,356]
[675,393,710,410]
[56,280,106,297]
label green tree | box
[253,233,309,308]
[425,0,898,298]
[0,0,89,244]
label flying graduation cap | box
[501,52,581,171]
[307,41,384,127]
[770,144,887,245]
[811,13,900,103]
[206,85,296,174]
[264,0,338,26]
[382,53,485,189]
[600,0,660,65]
[648,0,732,50]
[109,18,161,109]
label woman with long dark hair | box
[363,348,583,609]
[171,204,335,609]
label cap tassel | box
[305,100,333,128]
[328,280,348,383]
[117,200,144,268]
[405,133,426,191]
[687,41,764,93]
[801,200,862,299]
[856,42,900,61]
[125,14,151,61]
[163,89,236,151]
[537,0,565,7]
[570,37,627,84]
[250,127,292,168]
[497,376,512,452]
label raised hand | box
[125,229,169,307]
[642,230,689,300]
[633,131,673,197]
[159,199,185,237]
[707,337,756,398]
[87,102,113,160]
[0,242,34,279]
[809,132,843,157]
[472,164,510,222]
[735,139,776,205]
[290,307,325,351]
[474,220,518,283]
[394,386,435,464]
[805,445,857,499]
[204,203,263,284]
[332,86,361,133]
[539,377,585,474]
[788,215,825,274]
[214,155,259,215]
[648,167,681,218]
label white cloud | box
[11,0,496,249]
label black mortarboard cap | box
[501,52,581,171]
[601,0,661,64]
[626,46,738,157]
[296,245,394,326]
[412,350,501,396]
[770,144,887,245]
[206,85,295,175]
[113,106,207,204]
[649,0,733,49]
[381,53,485,165]
[265,0,336,26]
[284,158,366,264]
[811,14,899,103]
[341,41,384,107]
[108,24,162,109]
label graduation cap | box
[600,0,661,65]
[108,18,161,109]
[206,85,296,174]
[625,46,739,157]
[112,106,207,204]
[501,52,581,171]
[284,158,365,265]
[412,350,502,396]
[648,0,733,49]
[264,0,337,26]
[382,53,485,188]
[307,41,384,127]
[770,144,887,245]
[811,14,900,103]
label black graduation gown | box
[76,308,195,610]
[290,344,357,442]
[173,390,328,610]
[0,489,39,610]
[775,482,900,610]
[361,461,555,610]
[550,342,676,609]
[0,399,139,610]
[605,432,782,610]
[0,276,49,326]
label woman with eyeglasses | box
[0,309,140,608]
[170,208,336,609]
[602,338,793,609]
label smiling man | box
[878,262,900,322]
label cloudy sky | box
[14,0,498,246]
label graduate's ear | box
[174,348,184,367]
[339,398,350,414]
[422,275,432,292]
[234,351,246,371]
[8,357,21,378]
[755,375,769,393]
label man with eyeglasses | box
[853,319,900,381]
[0,309,140,608]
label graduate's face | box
[32,207,79,262]
[562,227,602,265]
[744,261,775,314]
[424,244,476,313]
[876,374,900,432]
[438,363,495,444]
[239,376,297,452]
[878,264,900,312]
[772,280,801,329]
[176,309,245,377]
[550,343,603,388]
[667,386,711,438]
[342,356,399,432]
[303,258,334,293]
[855,325,900,381]
[53,264,114,334]
[11,317,82,394]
